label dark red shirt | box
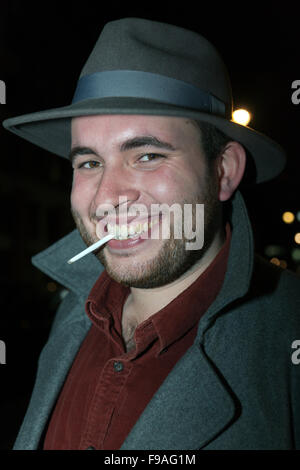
[44,225,231,450]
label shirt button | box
[113,360,124,372]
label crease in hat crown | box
[78,18,233,109]
[2,17,286,183]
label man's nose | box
[92,164,140,214]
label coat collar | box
[195,189,254,341]
[31,226,104,300]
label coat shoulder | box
[252,254,300,299]
[244,254,300,329]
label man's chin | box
[94,236,209,289]
[94,244,163,288]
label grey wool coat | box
[14,191,300,450]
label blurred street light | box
[295,233,300,245]
[282,211,295,224]
[232,109,251,126]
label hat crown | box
[80,18,232,108]
[3,17,286,183]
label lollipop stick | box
[67,233,114,264]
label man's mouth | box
[106,218,160,240]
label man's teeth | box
[107,220,157,240]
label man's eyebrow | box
[68,146,98,163]
[119,135,177,152]
[69,135,177,162]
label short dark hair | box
[194,120,232,164]
[194,120,256,184]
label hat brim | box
[3,97,286,183]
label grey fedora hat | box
[3,17,286,183]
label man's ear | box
[217,141,246,201]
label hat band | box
[72,70,227,117]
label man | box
[3,18,300,450]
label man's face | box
[70,115,221,288]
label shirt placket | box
[79,354,132,450]
[79,316,159,450]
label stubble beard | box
[71,172,222,289]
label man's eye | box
[138,154,164,162]
[78,160,100,169]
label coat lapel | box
[121,344,236,450]
[14,230,103,450]
[14,309,91,449]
